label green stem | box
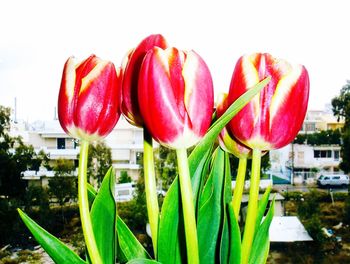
[232,157,247,220]
[78,140,102,264]
[241,149,262,264]
[143,130,159,256]
[176,148,199,264]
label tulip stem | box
[78,140,102,264]
[241,149,262,264]
[232,157,248,220]
[143,130,159,257]
[176,148,199,264]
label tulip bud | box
[216,93,252,158]
[227,53,309,150]
[138,47,214,149]
[121,34,168,127]
[58,55,121,141]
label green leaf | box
[248,198,275,264]
[220,151,241,264]
[157,178,184,264]
[88,178,150,262]
[87,183,97,205]
[117,216,151,260]
[227,203,242,264]
[126,259,162,264]
[90,167,116,264]
[17,209,85,264]
[255,185,271,238]
[197,147,225,263]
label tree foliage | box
[49,159,77,205]
[87,141,112,187]
[155,145,178,189]
[118,170,132,183]
[294,129,341,145]
[332,80,350,126]
[332,81,350,173]
[0,105,47,198]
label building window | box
[57,138,66,149]
[334,150,340,161]
[304,123,316,132]
[136,152,143,165]
[314,150,332,158]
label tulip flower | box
[227,53,309,151]
[226,53,309,264]
[138,47,214,149]
[58,54,122,264]
[58,55,121,142]
[121,34,168,127]
[139,46,214,264]
[120,34,168,256]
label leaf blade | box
[90,167,116,264]
[18,209,85,264]
[117,216,151,260]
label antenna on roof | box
[14,97,17,123]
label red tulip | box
[121,34,168,126]
[227,53,309,150]
[138,47,214,149]
[58,55,121,141]
[216,93,252,158]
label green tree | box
[294,129,341,145]
[49,159,77,205]
[332,80,350,126]
[87,141,112,187]
[332,81,350,172]
[155,145,178,189]
[0,105,47,198]
[118,170,132,183]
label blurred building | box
[269,106,345,184]
[13,116,144,187]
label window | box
[57,138,66,149]
[305,123,316,132]
[314,150,332,158]
[334,150,340,161]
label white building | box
[13,116,145,186]
[269,107,344,184]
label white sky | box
[0,0,349,122]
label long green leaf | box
[87,182,150,262]
[117,216,151,260]
[227,203,241,264]
[157,177,184,264]
[17,209,85,264]
[255,185,271,238]
[90,167,116,264]
[197,147,225,263]
[87,183,97,205]
[126,259,162,264]
[220,151,234,263]
[248,198,275,264]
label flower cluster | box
[20,34,309,264]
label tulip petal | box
[121,34,168,126]
[139,47,185,145]
[269,66,309,148]
[182,51,214,137]
[58,57,76,134]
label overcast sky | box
[0,0,349,122]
